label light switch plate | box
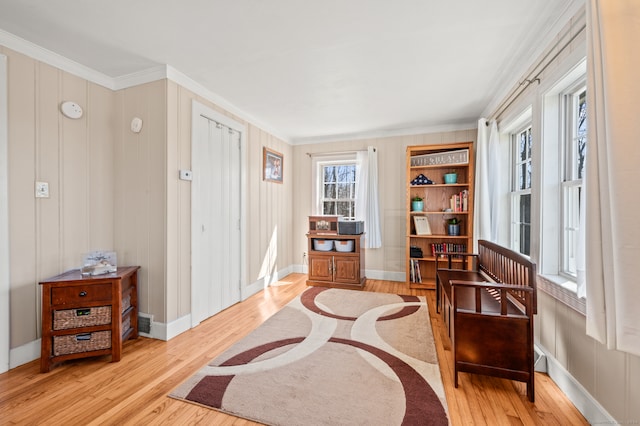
[35,181,49,198]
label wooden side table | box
[39,266,140,373]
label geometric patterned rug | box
[169,286,448,425]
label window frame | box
[310,153,359,218]
[560,83,586,279]
[510,124,533,257]
[318,160,357,219]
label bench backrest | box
[477,239,537,314]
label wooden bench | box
[435,239,537,402]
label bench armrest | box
[435,252,478,270]
[450,279,534,316]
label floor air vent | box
[138,313,152,336]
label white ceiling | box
[0,0,579,143]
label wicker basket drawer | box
[53,306,112,330]
[53,331,112,356]
[122,315,131,334]
[122,292,131,312]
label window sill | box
[537,274,585,315]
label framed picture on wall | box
[263,147,283,183]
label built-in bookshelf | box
[405,142,475,289]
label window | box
[511,125,532,256]
[561,86,586,278]
[319,162,357,219]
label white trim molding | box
[538,344,616,425]
[0,54,9,374]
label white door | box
[191,102,242,326]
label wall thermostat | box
[131,117,143,133]
[60,101,83,119]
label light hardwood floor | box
[0,274,588,425]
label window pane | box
[336,201,353,218]
[577,90,587,179]
[527,128,532,159]
[324,166,336,183]
[562,185,581,276]
[337,183,351,199]
[323,201,335,215]
[336,165,354,183]
[520,132,527,161]
[512,193,531,256]
[324,183,336,198]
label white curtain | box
[584,0,640,356]
[474,118,501,249]
[355,146,382,248]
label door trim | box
[0,54,9,372]
[190,100,247,327]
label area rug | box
[170,286,448,425]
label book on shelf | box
[410,259,422,283]
[431,243,467,258]
[449,189,469,212]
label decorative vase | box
[448,224,460,236]
[444,173,458,184]
[411,200,424,212]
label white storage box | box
[335,240,354,252]
[313,239,334,251]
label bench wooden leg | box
[454,365,459,388]
[527,377,535,402]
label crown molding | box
[164,65,290,143]
[292,121,478,145]
[0,29,291,143]
[0,29,114,89]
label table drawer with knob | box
[51,284,112,306]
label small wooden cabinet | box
[307,234,365,289]
[39,266,140,373]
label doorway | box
[191,101,245,327]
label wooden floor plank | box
[0,274,588,425]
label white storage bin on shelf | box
[313,239,334,251]
[334,240,354,252]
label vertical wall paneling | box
[0,54,9,372]
[7,50,37,348]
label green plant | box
[412,196,423,202]
[448,217,460,225]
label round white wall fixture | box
[60,101,83,119]
[131,117,143,133]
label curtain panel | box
[585,0,640,356]
[355,147,382,249]
[474,118,501,250]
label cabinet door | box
[309,256,333,281]
[333,257,360,284]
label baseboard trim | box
[538,345,615,425]
[9,338,40,369]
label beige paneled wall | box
[114,80,168,323]
[2,47,116,347]
[292,130,476,276]
[3,41,296,349]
